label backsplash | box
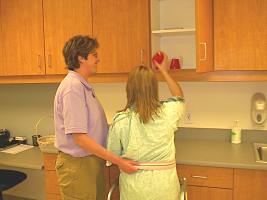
[0,81,267,144]
[175,127,267,143]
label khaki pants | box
[55,152,105,200]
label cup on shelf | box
[170,58,180,69]
[170,56,183,69]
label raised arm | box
[153,52,184,99]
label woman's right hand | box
[117,158,139,174]
[154,51,168,73]
[153,51,184,98]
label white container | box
[231,120,241,144]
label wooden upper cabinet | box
[214,0,267,71]
[92,0,151,73]
[0,0,45,76]
[0,0,92,76]
[43,0,92,75]
[195,0,214,73]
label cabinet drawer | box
[187,185,233,200]
[45,170,61,195]
[43,153,58,171]
[177,164,233,189]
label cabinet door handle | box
[37,55,41,67]
[200,42,207,61]
[141,49,144,63]
[191,175,207,179]
[47,54,51,67]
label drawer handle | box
[37,55,41,67]
[200,42,207,61]
[141,49,144,63]
[191,175,207,179]
[47,54,51,67]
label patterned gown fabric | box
[107,97,185,200]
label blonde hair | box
[120,66,161,124]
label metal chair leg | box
[179,177,187,200]
[107,178,119,200]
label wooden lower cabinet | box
[106,164,235,200]
[46,193,62,200]
[43,155,267,200]
[233,168,267,200]
[177,164,234,200]
[43,153,61,200]
[44,170,61,195]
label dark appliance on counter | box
[0,129,17,148]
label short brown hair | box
[62,35,99,70]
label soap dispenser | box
[251,93,266,126]
[231,120,241,144]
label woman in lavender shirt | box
[54,35,138,200]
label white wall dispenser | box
[251,93,266,126]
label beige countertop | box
[0,146,44,170]
[175,139,267,170]
[1,139,266,171]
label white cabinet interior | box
[151,0,196,69]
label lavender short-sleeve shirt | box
[54,70,108,157]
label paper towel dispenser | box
[251,93,266,126]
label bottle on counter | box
[231,119,241,144]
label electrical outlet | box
[185,110,193,124]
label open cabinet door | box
[195,0,214,73]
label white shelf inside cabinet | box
[152,28,195,37]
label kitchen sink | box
[253,143,267,163]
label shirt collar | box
[67,70,93,91]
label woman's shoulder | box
[109,110,133,132]
[163,96,185,103]
[160,96,185,116]
[112,109,132,124]
[160,96,185,108]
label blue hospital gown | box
[106,97,185,200]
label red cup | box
[170,58,180,69]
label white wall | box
[0,81,267,144]
[93,81,267,131]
